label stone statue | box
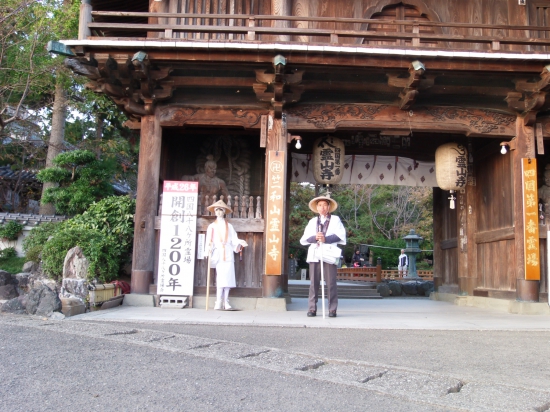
[183,155,229,201]
[539,164,550,224]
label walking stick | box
[319,242,326,319]
[205,244,212,311]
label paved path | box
[70,296,550,331]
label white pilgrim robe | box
[300,214,346,263]
[205,218,242,288]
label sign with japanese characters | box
[264,150,286,275]
[157,181,199,296]
[522,159,540,281]
[312,136,345,184]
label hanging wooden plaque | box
[264,150,286,275]
[522,158,540,281]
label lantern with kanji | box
[312,136,345,184]
[435,143,468,209]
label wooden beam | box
[474,227,515,244]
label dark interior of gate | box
[159,122,549,301]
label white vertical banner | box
[157,181,198,296]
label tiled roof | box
[0,166,38,181]
[0,212,67,226]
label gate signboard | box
[522,159,540,281]
[157,181,198,296]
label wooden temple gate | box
[59,0,550,304]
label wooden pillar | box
[78,0,92,40]
[432,188,443,290]
[262,112,288,297]
[513,118,540,301]
[131,114,162,294]
[457,183,478,295]
[273,0,292,41]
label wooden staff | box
[205,244,212,311]
[319,243,326,319]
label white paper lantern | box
[435,143,468,191]
[312,136,345,184]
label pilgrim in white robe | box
[205,218,242,288]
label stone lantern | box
[403,229,423,278]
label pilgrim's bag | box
[313,243,342,265]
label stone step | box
[288,284,382,299]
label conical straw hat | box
[207,199,232,214]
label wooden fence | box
[337,267,433,282]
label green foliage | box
[24,196,135,282]
[22,221,61,262]
[288,182,434,269]
[41,227,119,282]
[37,149,115,215]
[65,196,136,254]
[0,256,26,274]
[0,247,17,259]
[0,221,23,240]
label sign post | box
[157,181,199,300]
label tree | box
[36,149,115,215]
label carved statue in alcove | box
[182,135,251,204]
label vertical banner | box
[522,159,540,281]
[265,150,286,275]
[157,181,198,296]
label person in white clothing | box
[205,199,247,310]
[300,193,346,318]
[398,249,409,277]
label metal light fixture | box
[501,144,508,155]
[287,134,302,150]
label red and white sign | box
[157,181,199,296]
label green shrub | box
[41,227,119,282]
[0,247,17,259]
[0,221,24,241]
[22,222,62,263]
[65,195,135,255]
[22,196,135,282]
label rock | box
[0,284,18,299]
[61,278,88,302]
[376,284,390,297]
[35,278,59,293]
[402,281,419,295]
[22,261,38,273]
[0,295,27,314]
[63,246,89,280]
[418,281,434,296]
[49,312,65,320]
[15,273,32,295]
[26,285,62,316]
[388,281,402,296]
[0,270,13,286]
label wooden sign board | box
[264,150,286,275]
[522,159,540,281]
[157,181,199,296]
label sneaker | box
[214,300,223,310]
[224,300,232,310]
[328,311,337,318]
[307,311,316,317]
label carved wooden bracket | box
[253,67,304,118]
[387,61,429,111]
[507,65,550,126]
[65,54,174,117]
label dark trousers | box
[308,261,338,313]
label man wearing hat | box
[300,193,346,317]
[205,199,248,310]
